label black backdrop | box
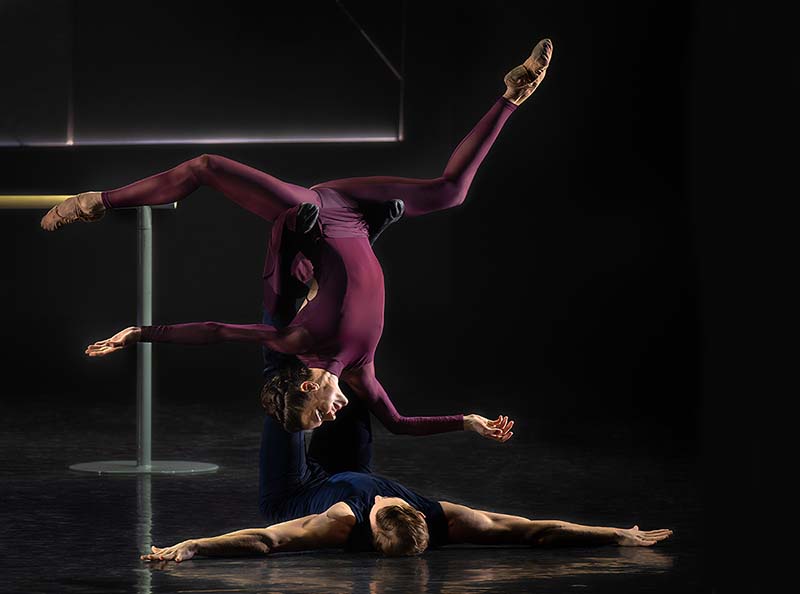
[2,2,762,590]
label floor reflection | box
[136,475,152,594]
[145,546,674,593]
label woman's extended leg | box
[311,97,517,217]
[41,154,318,230]
[310,39,552,217]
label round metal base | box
[69,460,219,475]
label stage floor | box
[2,398,703,593]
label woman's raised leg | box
[41,154,318,230]
[311,39,552,218]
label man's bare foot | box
[40,191,105,231]
[503,38,553,106]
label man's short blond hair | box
[373,504,429,556]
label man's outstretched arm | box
[140,502,355,563]
[439,502,672,548]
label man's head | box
[261,361,348,431]
[369,495,429,556]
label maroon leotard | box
[114,97,519,434]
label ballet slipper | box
[503,38,553,106]
[40,192,105,231]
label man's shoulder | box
[438,501,467,523]
[326,501,358,527]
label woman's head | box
[260,360,348,431]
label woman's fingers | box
[86,341,124,357]
[477,415,516,441]
[488,429,513,442]
[484,416,515,438]
[494,418,514,435]
[487,415,510,429]
[86,346,111,357]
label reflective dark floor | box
[2,399,703,593]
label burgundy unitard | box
[107,97,519,435]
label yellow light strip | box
[0,195,72,209]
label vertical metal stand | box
[69,205,218,474]
[137,206,153,468]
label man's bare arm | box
[140,502,355,563]
[440,501,672,547]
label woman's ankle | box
[78,191,106,214]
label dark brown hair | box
[260,359,313,432]
[373,504,429,556]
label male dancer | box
[142,395,671,561]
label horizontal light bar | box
[0,196,176,210]
[0,135,400,147]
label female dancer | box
[43,39,553,442]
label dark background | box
[1,1,764,592]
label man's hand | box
[464,414,514,442]
[85,326,142,357]
[141,541,197,563]
[616,525,673,547]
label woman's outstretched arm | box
[343,363,513,441]
[85,322,312,357]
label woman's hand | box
[464,414,514,442]
[85,326,142,357]
[140,541,197,563]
